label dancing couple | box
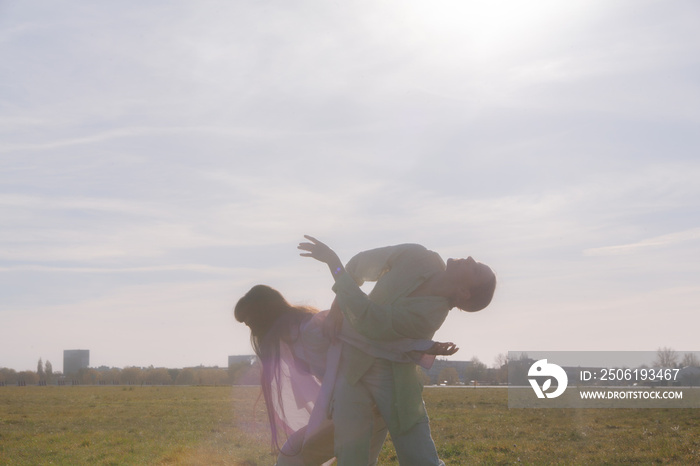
[235,236,496,465]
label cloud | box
[0,125,353,153]
[0,264,239,274]
[0,193,162,216]
[583,228,700,256]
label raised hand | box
[298,235,344,276]
[424,342,459,356]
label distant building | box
[228,355,256,367]
[228,355,260,385]
[63,350,89,375]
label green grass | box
[0,385,274,465]
[1,386,698,465]
[419,388,700,465]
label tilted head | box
[445,257,497,312]
[234,284,291,339]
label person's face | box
[239,309,257,330]
[446,257,494,309]
[446,257,490,285]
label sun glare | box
[404,0,599,60]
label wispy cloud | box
[0,264,238,274]
[583,228,700,256]
[0,126,262,153]
[0,193,164,217]
[0,123,394,153]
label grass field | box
[1,385,698,465]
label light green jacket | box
[332,244,451,432]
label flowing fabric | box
[272,341,323,436]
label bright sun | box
[403,0,599,60]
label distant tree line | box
[5,348,695,388]
[0,358,262,386]
[653,347,699,369]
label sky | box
[1,0,699,372]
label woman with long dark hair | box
[235,284,456,465]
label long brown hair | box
[234,285,317,453]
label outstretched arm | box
[298,235,344,279]
[298,236,346,340]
